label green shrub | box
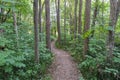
[0,23,53,80]
[58,38,120,80]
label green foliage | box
[0,37,7,47]
[58,37,120,80]
[107,26,115,31]
[1,0,120,80]
[79,77,85,80]
[0,39,52,80]
[82,30,92,39]
[0,21,53,80]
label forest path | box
[49,41,80,80]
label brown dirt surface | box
[49,42,81,80]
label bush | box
[58,38,120,80]
[0,23,53,80]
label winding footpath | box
[49,42,81,80]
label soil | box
[49,42,81,80]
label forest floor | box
[49,42,81,80]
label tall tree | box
[33,0,39,63]
[83,0,91,58]
[64,0,66,41]
[45,0,51,50]
[116,0,120,24]
[91,0,99,37]
[107,0,117,62]
[78,0,83,35]
[39,0,42,41]
[56,0,61,44]
[74,0,78,39]
[13,12,19,48]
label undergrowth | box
[56,38,120,80]
[0,22,53,80]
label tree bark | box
[116,0,120,24]
[45,0,51,50]
[56,0,61,44]
[39,0,42,41]
[64,0,66,41]
[107,0,117,62]
[74,0,78,39]
[78,0,82,35]
[91,0,99,37]
[33,0,39,63]
[13,12,19,48]
[83,0,91,58]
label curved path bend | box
[49,42,81,80]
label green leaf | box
[82,30,92,39]
[14,55,26,61]
[6,58,15,64]
[0,37,8,47]
[104,67,119,74]
[113,57,120,63]
[5,66,13,73]
[0,52,9,66]
[14,62,26,68]
[106,26,114,31]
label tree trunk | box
[69,13,73,40]
[56,0,61,44]
[91,0,99,38]
[83,0,91,58]
[45,0,51,50]
[64,0,66,41]
[78,0,82,35]
[116,0,120,24]
[39,0,42,41]
[74,0,78,39]
[13,12,19,48]
[107,0,117,62]
[33,0,39,63]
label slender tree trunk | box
[33,0,39,63]
[39,0,42,41]
[45,0,51,50]
[56,0,61,44]
[78,0,82,35]
[91,0,99,37]
[74,0,78,39]
[69,13,73,40]
[64,0,66,41]
[116,0,120,24]
[13,12,19,48]
[107,0,117,62]
[83,0,91,58]
[68,2,73,37]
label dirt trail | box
[49,42,80,80]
